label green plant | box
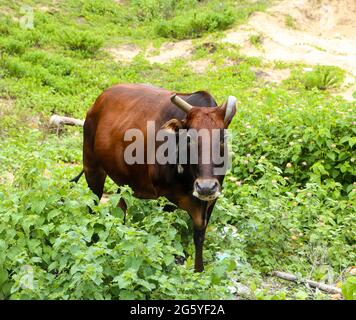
[285,14,297,29]
[342,276,356,300]
[249,34,263,47]
[60,30,103,57]
[131,0,178,21]
[287,66,346,90]
[155,8,235,39]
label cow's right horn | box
[170,94,193,113]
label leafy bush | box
[228,90,355,192]
[0,130,237,299]
[0,56,32,78]
[131,0,178,21]
[287,66,345,90]
[0,39,27,55]
[0,15,13,35]
[249,34,263,47]
[81,0,122,16]
[342,276,356,300]
[155,8,235,39]
[60,30,103,57]
[285,14,297,29]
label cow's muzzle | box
[193,178,221,201]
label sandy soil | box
[0,98,14,117]
[145,40,193,63]
[188,58,211,74]
[106,44,141,63]
[252,67,291,83]
[224,0,356,77]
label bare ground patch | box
[106,44,141,63]
[100,193,110,204]
[145,40,193,64]
[0,98,14,118]
[252,67,291,84]
[188,59,211,74]
[107,40,194,65]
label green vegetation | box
[155,8,235,40]
[286,66,346,91]
[342,275,356,300]
[248,33,263,47]
[285,14,297,29]
[0,0,355,300]
[155,0,268,40]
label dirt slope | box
[224,0,356,76]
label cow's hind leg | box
[118,196,127,225]
[83,118,107,206]
[84,165,107,205]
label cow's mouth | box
[193,190,221,201]
[193,178,221,201]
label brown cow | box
[72,83,237,272]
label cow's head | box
[162,94,236,201]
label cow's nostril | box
[196,182,203,192]
[195,179,220,196]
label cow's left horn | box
[170,94,193,113]
[222,96,237,124]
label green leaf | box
[342,276,356,300]
[0,268,8,286]
[119,290,137,300]
[349,137,356,148]
[31,200,46,214]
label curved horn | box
[222,95,237,123]
[170,94,193,113]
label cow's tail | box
[70,170,84,183]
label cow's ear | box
[161,119,185,133]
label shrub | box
[60,30,103,57]
[81,0,121,16]
[0,56,32,78]
[249,34,263,47]
[342,276,356,300]
[0,134,236,299]
[131,0,178,21]
[0,39,27,55]
[285,14,297,29]
[287,66,346,90]
[0,16,13,35]
[155,8,235,39]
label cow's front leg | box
[193,225,206,272]
[175,197,212,272]
[193,200,218,272]
[191,201,210,272]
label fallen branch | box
[49,115,84,128]
[272,271,342,295]
[49,115,84,135]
